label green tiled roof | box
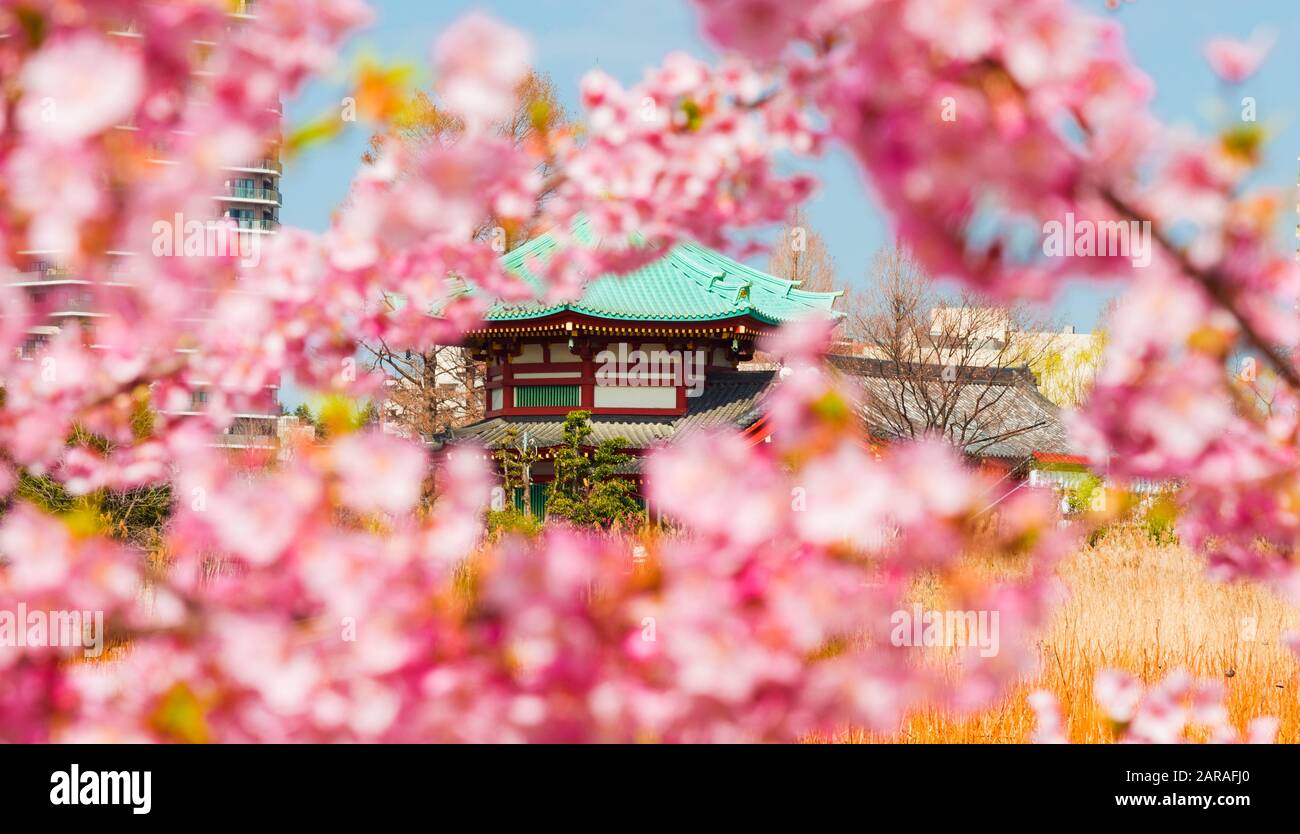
[460,220,842,325]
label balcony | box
[17,334,51,360]
[220,185,281,205]
[49,293,98,316]
[21,262,69,277]
[225,217,277,232]
[8,259,138,286]
[8,263,79,284]
[226,158,282,175]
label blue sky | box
[282,0,1300,334]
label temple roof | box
[449,370,775,450]
[827,355,1074,460]
[447,361,1077,462]
[456,220,842,325]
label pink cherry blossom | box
[332,432,427,516]
[1204,29,1275,84]
[0,0,1294,745]
[433,13,532,130]
[694,0,806,60]
[18,33,144,143]
[1032,670,1277,744]
[1094,669,1143,725]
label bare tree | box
[363,70,570,437]
[766,207,838,295]
[836,246,1061,455]
[365,340,484,438]
[363,69,569,250]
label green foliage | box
[1142,493,1180,545]
[3,407,173,548]
[358,400,380,428]
[294,396,375,441]
[486,506,543,538]
[1067,473,1105,515]
[13,470,172,547]
[549,409,594,498]
[545,410,644,529]
[293,402,322,438]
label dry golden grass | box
[835,528,1300,743]
[79,526,1300,742]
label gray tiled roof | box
[447,360,1074,462]
[449,371,776,451]
[827,355,1073,459]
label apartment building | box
[6,0,283,449]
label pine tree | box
[545,410,642,528]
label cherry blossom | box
[0,0,1294,743]
[1031,670,1281,744]
[434,12,533,130]
[1204,29,1276,84]
[17,33,144,143]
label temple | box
[444,223,1085,515]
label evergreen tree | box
[545,410,643,528]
